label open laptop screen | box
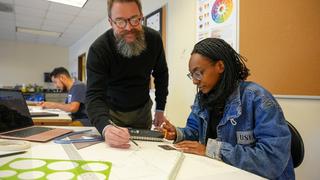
[0,89,33,133]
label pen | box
[108,120,140,148]
[160,122,168,139]
[163,128,168,139]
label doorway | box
[78,53,86,82]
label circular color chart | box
[211,0,233,23]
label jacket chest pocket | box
[236,130,255,145]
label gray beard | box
[115,28,146,58]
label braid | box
[191,38,250,113]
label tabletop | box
[0,127,264,180]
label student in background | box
[40,67,90,126]
[86,0,169,148]
[162,38,294,180]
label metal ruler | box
[61,144,83,160]
[168,151,185,180]
[61,141,100,179]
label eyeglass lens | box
[187,71,202,80]
[114,17,141,28]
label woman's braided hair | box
[191,38,250,114]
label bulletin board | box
[239,0,320,96]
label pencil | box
[108,120,140,148]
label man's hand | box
[153,111,167,127]
[174,141,206,156]
[39,101,80,113]
[39,102,58,109]
[104,125,131,149]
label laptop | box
[0,88,72,142]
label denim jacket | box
[176,81,295,180]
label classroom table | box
[0,127,265,180]
[32,114,73,126]
[28,106,77,126]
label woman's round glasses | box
[187,71,203,81]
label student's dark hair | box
[50,67,71,78]
[191,38,250,114]
[107,0,142,18]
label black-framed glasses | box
[110,16,143,29]
[187,71,203,81]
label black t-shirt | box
[65,81,87,120]
[206,110,221,142]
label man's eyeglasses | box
[110,16,143,29]
[187,71,203,81]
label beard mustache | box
[59,84,67,92]
[115,28,146,58]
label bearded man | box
[86,0,169,148]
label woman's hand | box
[160,119,177,140]
[174,141,206,156]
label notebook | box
[0,88,72,142]
[129,128,164,142]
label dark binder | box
[129,129,164,142]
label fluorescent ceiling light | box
[16,27,62,38]
[48,0,88,8]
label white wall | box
[69,18,108,77]
[165,0,196,126]
[277,98,320,180]
[0,40,68,88]
[68,1,320,179]
[69,0,168,77]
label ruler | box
[61,144,83,160]
[61,141,100,179]
[168,151,185,180]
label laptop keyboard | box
[3,127,53,138]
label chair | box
[286,120,304,168]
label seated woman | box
[163,38,294,180]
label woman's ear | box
[217,60,225,73]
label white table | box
[0,127,264,180]
[28,106,73,126]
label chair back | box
[286,120,304,168]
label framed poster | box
[145,8,162,36]
[196,0,239,51]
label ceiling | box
[0,0,108,47]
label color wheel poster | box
[197,0,239,51]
